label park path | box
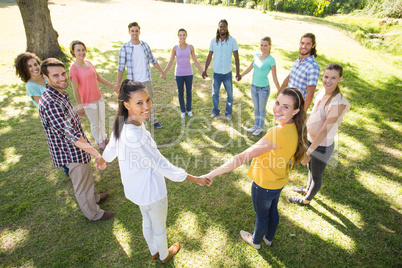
[2,0,361,83]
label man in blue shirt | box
[280,33,320,111]
[203,19,240,120]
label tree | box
[262,0,267,12]
[16,0,65,59]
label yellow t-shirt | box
[248,123,298,189]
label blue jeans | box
[251,84,270,128]
[175,75,193,113]
[212,72,233,115]
[251,182,283,244]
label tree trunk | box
[262,0,267,12]
[16,0,65,59]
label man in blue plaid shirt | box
[39,58,115,221]
[115,22,166,129]
[280,33,320,111]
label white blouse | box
[103,123,187,206]
[307,89,351,146]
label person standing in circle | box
[239,36,281,136]
[14,52,69,176]
[102,80,209,263]
[69,40,116,150]
[289,63,350,206]
[163,29,204,119]
[203,19,240,120]
[203,88,307,249]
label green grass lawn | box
[1,3,401,268]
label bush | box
[353,0,402,18]
[276,0,332,17]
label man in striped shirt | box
[39,58,115,221]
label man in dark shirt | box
[39,58,114,221]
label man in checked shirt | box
[115,22,166,129]
[38,58,115,221]
[279,33,320,111]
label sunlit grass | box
[0,1,401,267]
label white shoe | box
[247,125,258,132]
[240,230,261,249]
[187,111,193,117]
[181,113,186,119]
[211,113,218,118]
[253,128,262,136]
[226,114,232,120]
[263,236,272,246]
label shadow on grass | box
[1,40,401,267]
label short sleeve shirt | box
[252,53,276,87]
[209,36,239,74]
[288,55,320,97]
[26,81,46,108]
[248,123,298,189]
[307,89,351,146]
[69,61,102,106]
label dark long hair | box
[113,79,146,140]
[324,63,343,107]
[301,33,317,58]
[216,19,229,43]
[14,52,41,83]
[280,88,307,165]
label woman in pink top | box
[69,40,116,150]
[289,63,351,206]
[163,29,204,118]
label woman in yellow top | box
[204,88,307,249]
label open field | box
[0,0,401,267]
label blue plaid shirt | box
[39,86,91,167]
[288,55,320,97]
[118,40,157,82]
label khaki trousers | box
[143,81,158,124]
[66,162,104,221]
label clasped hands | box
[95,155,106,170]
[195,173,214,187]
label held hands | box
[160,72,166,80]
[235,74,242,81]
[113,84,120,94]
[196,176,211,186]
[202,71,208,79]
[201,173,214,186]
[301,154,311,166]
[77,108,86,117]
[95,155,106,170]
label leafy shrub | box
[276,0,332,17]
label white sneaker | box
[211,113,218,118]
[187,111,193,117]
[263,236,272,246]
[247,125,258,132]
[253,128,262,136]
[181,113,186,119]
[240,230,261,249]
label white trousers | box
[83,97,106,144]
[139,196,169,260]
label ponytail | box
[112,80,146,140]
